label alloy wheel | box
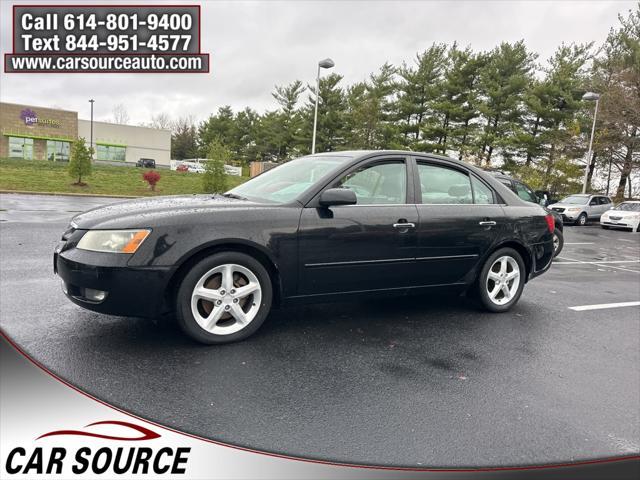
[190,263,262,335]
[553,232,559,253]
[486,256,521,306]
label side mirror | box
[319,188,357,207]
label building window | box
[8,137,34,160]
[46,140,70,162]
[96,144,126,162]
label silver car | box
[549,194,613,226]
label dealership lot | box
[1,193,638,467]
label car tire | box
[576,213,587,226]
[176,252,273,344]
[552,228,564,258]
[476,248,526,313]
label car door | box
[598,197,612,217]
[587,197,600,218]
[412,159,504,286]
[297,156,418,295]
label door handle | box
[479,221,497,226]
[393,222,416,229]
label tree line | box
[162,4,638,200]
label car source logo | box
[4,420,191,475]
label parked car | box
[54,151,554,344]
[136,158,156,168]
[549,194,613,226]
[600,201,640,232]
[488,172,564,257]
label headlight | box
[77,229,151,254]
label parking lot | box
[1,193,639,467]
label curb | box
[0,190,138,199]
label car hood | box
[604,209,640,218]
[71,194,266,229]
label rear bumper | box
[528,239,554,281]
[55,247,172,318]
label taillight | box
[545,214,555,233]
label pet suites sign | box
[20,108,61,128]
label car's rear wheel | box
[176,252,272,344]
[576,213,587,226]
[552,228,564,258]
[476,248,525,312]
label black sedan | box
[54,151,554,344]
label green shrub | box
[202,140,230,193]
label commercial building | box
[0,102,171,166]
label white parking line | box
[564,242,594,245]
[555,256,640,273]
[569,301,640,312]
[555,259,640,264]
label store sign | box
[20,108,61,128]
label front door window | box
[335,161,407,205]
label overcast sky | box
[0,0,635,125]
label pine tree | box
[475,41,537,165]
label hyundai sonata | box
[54,151,554,344]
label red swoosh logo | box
[37,420,160,441]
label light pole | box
[581,91,600,194]
[311,58,335,154]
[88,99,95,160]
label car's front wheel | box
[476,248,526,312]
[576,213,587,226]
[176,252,272,344]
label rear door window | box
[471,176,495,204]
[417,164,472,204]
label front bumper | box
[601,218,639,230]
[55,246,172,318]
[560,212,581,222]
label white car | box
[600,201,640,232]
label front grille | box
[609,216,622,221]
[552,207,565,213]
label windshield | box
[228,155,352,203]
[560,195,589,205]
[614,202,640,212]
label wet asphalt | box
[1,193,639,467]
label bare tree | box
[150,112,173,130]
[112,103,130,124]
